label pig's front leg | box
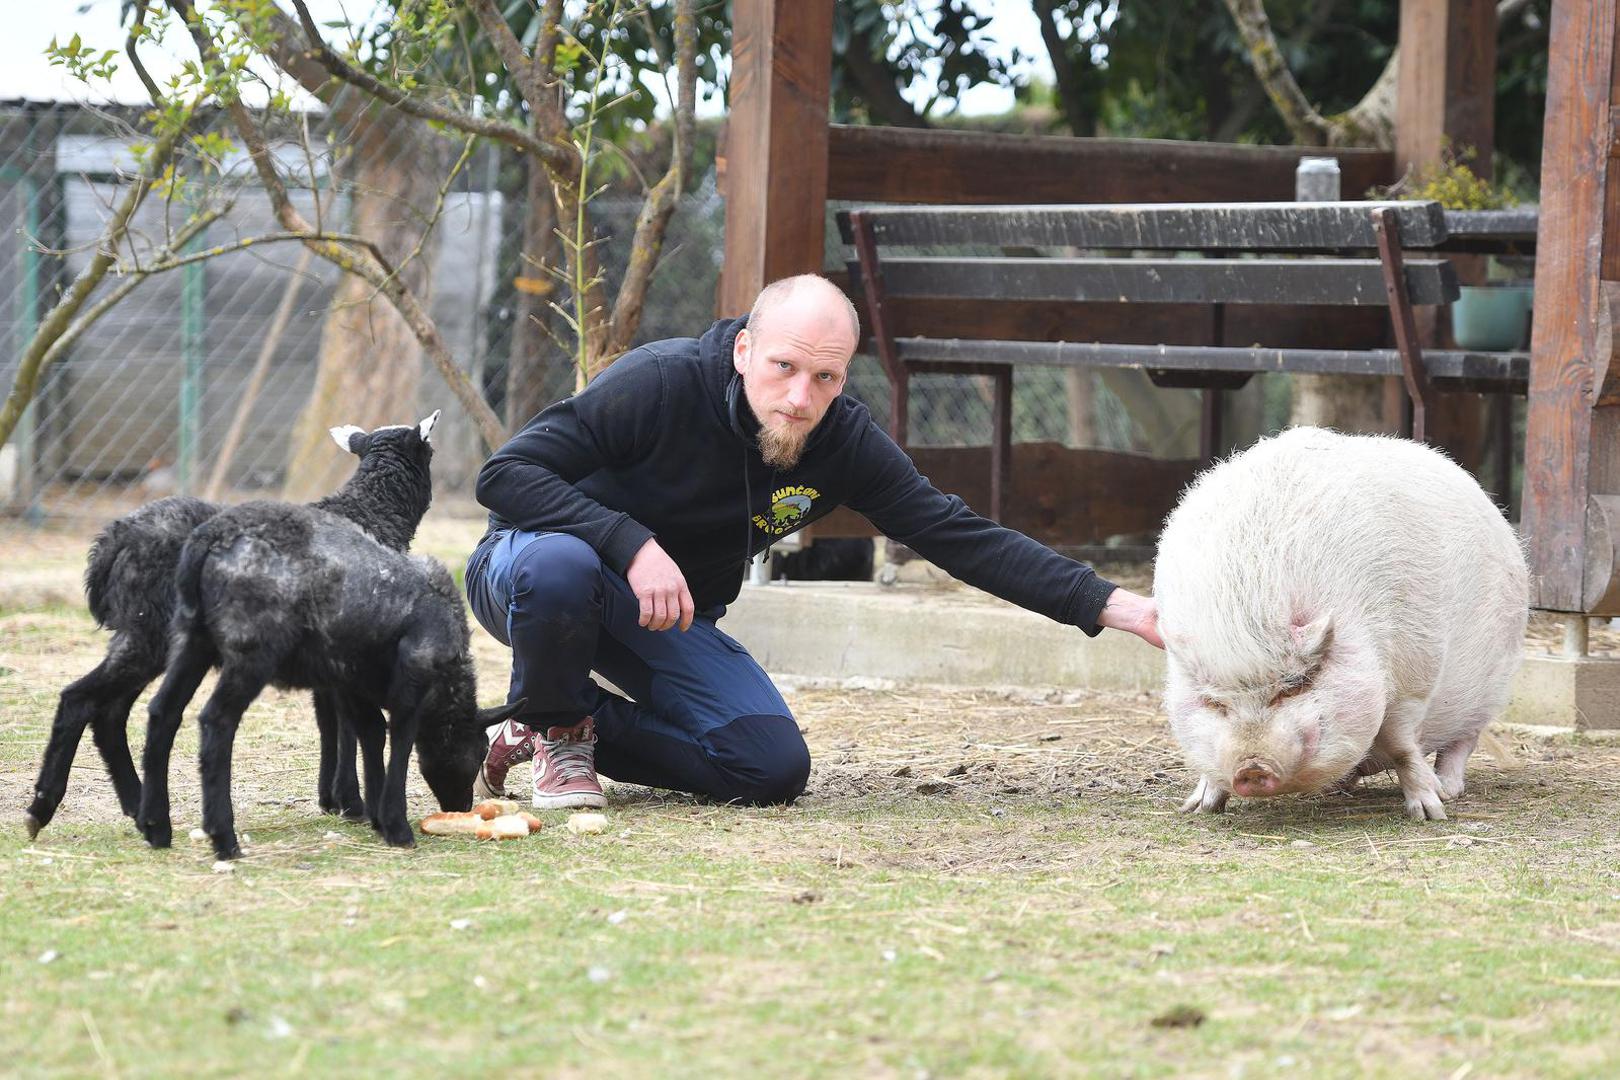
[1179,774,1229,814]
[1375,702,1447,821]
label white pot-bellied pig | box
[136,502,524,859]
[1154,427,1528,820]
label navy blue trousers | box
[465,529,810,805]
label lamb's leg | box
[136,633,214,849]
[328,692,365,821]
[1374,700,1447,822]
[351,706,388,832]
[378,705,420,848]
[89,682,146,821]
[197,666,268,861]
[28,634,160,836]
[315,689,340,815]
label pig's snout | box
[1232,762,1281,797]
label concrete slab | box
[723,580,1165,693]
[725,581,1617,730]
[1506,653,1620,731]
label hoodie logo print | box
[753,485,820,536]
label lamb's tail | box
[83,519,132,628]
[171,529,212,629]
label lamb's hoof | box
[139,818,173,849]
[381,822,416,849]
[211,838,243,861]
[339,801,367,823]
[23,811,43,841]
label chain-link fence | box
[2,99,1230,535]
[0,100,734,526]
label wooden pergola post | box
[1395,0,1496,181]
[1393,0,1498,466]
[717,0,834,317]
[1522,0,1620,615]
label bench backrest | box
[840,200,1459,309]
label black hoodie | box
[475,317,1118,634]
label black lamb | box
[25,413,441,840]
[138,502,522,858]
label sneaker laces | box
[545,729,597,783]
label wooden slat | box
[834,201,1449,250]
[826,124,1395,205]
[808,443,1202,546]
[829,270,1396,351]
[894,337,1529,388]
[1443,208,1538,246]
[860,256,1459,307]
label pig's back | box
[1155,427,1525,701]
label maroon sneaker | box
[533,717,607,810]
[473,718,538,801]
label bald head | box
[747,274,860,348]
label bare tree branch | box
[607,0,698,358]
[167,0,507,451]
[1230,0,1544,151]
[283,0,570,171]
[126,2,164,105]
[1032,0,1096,136]
[841,34,929,128]
[1222,0,1334,146]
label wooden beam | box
[893,338,1528,388]
[858,256,1459,307]
[835,202,1450,250]
[717,0,833,316]
[810,443,1202,545]
[826,125,1395,205]
[1522,0,1620,612]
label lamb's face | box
[419,697,527,812]
[418,722,483,812]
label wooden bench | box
[840,200,1531,519]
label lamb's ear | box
[1290,614,1333,661]
[329,425,367,455]
[476,698,528,726]
[418,410,441,443]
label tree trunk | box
[282,116,442,501]
[1288,374,1394,433]
[505,155,566,427]
[1065,370,1096,448]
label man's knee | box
[706,714,810,805]
[509,533,601,616]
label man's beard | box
[758,421,810,469]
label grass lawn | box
[4,524,1620,1077]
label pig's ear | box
[1290,615,1333,660]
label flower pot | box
[1451,283,1533,351]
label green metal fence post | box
[177,209,207,495]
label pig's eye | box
[1198,696,1227,714]
[1268,675,1310,707]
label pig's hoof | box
[1403,787,1447,821]
[1179,777,1229,814]
[1438,774,1466,801]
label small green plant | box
[1370,144,1518,210]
